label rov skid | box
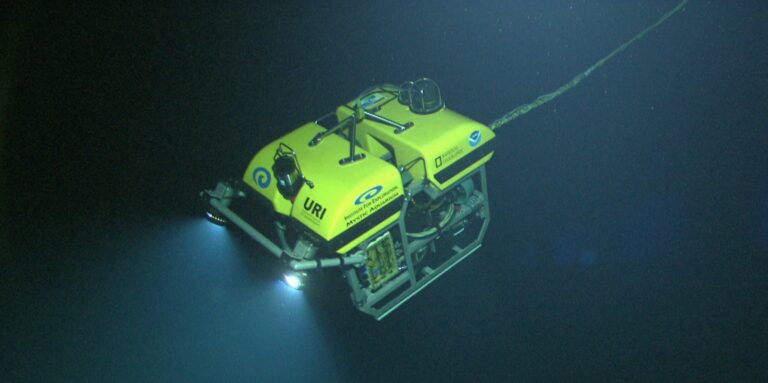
[201,79,494,320]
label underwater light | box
[283,271,307,289]
[205,207,228,226]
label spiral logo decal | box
[469,130,482,147]
[355,185,383,205]
[252,167,271,188]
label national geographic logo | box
[434,146,463,169]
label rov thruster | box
[201,79,494,319]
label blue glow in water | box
[550,195,681,267]
[16,214,340,382]
[554,229,597,267]
[578,249,597,265]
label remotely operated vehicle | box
[199,0,688,320]
[201,79,494,319]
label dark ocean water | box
[4,1,768,382]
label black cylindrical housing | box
[273,155,303,200]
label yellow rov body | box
[203,79,494,319]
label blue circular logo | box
[355,185,383,205]
[252,167,271,188]
[469,130,482,147]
